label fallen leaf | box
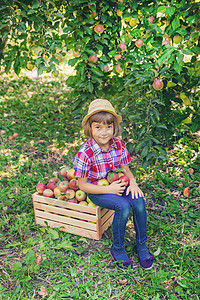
[36,254,47,264]
[38,286,48,298]
[119,279,128,285]
[183,187,190,197]
[153,247,161,257]
[188,168,194,174]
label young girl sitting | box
[74,99,154,270]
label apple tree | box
[0,0,199,167]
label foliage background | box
[0,0,200,167]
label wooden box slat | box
[32,193,114,240]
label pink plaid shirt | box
[74,138,131,183]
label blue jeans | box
[88,188,148,249]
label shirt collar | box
[90,138,117,156]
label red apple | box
[107,172,119,183]
[47,182,56,191]
[119,175,130,186]
[54,187,62,198]
[58,181,69,192]
[104,65,109,72]
[117,9,123,17]
[94,24,104,34]
[36,183,46,194]
[116,64,122,73]
[61,167,68,177]
[67,198,78,204]
[148,16,154,25]
[118,172,124,178]
[162,39,170,45]
[75,190,86,201]
[97,179,109,186]
[114,54,122,61]
[136,39,143,47]
[8,135,14,141]
[43,189,54,198]
[153,78,163,90]
[72,50,80,57]
[49,177,60,184]
[57,195,66,200]
[66,189,76,199]
[67,169,76,180]
[89,55,98,63]
[118,43,127,51]
[69,179,79,190]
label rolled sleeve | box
[74,151,91,178]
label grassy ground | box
[0,71,199,300]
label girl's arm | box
[78,177,126,196]
[120,164,144,199]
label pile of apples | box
[36,168,130,207]
[36,168,96,207]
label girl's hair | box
[84,111,121,138]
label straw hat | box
[82,99,122,127]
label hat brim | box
[82,109,122,127]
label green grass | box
[0,72,199,300]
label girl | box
[74,99,154,270]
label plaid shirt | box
[74,138,131,183]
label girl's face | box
[91,122,114,151]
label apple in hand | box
[43,189,54,198]
[36,183,46,194]
[97,178,109,186]
[107,172,119,183]
[66,189,76,199]
[119,175,130,186]
[75,190,86,201]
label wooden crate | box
[32,192,114,240]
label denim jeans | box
[88,188,148,249]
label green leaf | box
[11,262,22,271]
[165,7,176,17]
[32,0,40,9]
[140,145,149,158]
[68,58,79,66]
[85,26,92,35]
[48,228,59,240]
[87,82,94,93]
[53,242,74,250]
[191,46,200,55]
[135,140,145,153]
[90,68,104,77]
[157,47,175,65]
[174,60,183,74]
[172,16,180,31]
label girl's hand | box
[109,180,127,196]
[126,182,144,199]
